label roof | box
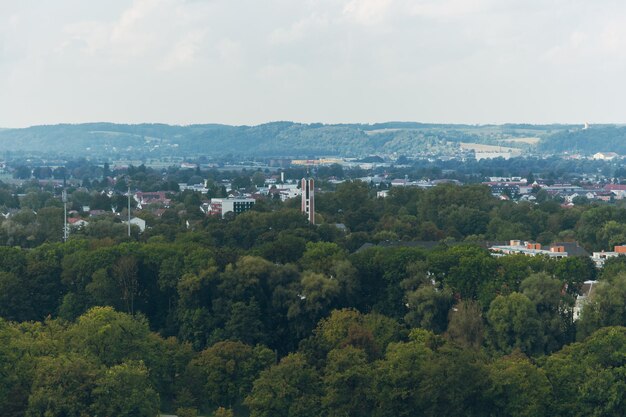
[580,280,597,298]
[356,240,440,253]
[553,242,590,257]
[604,184,626,191]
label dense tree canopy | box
[2,178,626,416]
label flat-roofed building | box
[209,198,255,218]
[490,240,569,259]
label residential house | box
[574,280,598,321]
[123,217,146,233]
[134,192,171,208]
[68,218,89,228]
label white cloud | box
[216,38,243,67]
[407,0,491,19]
[159,30,207,70]
[599,21,626,53]
[257,62,303,80]
[3,0,626,127]
[269,14,330,44]
[109,0,161,57]
[343,0,393,25]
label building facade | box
[209,198,255,218]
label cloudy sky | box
[1,0,625,127]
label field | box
[459,142,521,152]
[502,137,541,145]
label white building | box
[209,198,256,218]
[179,183,209,193]
[593,152,619,161]
[490,240,568,259]
[574,280,598,321]
[274,183,302,201]
[68,218,89,228]
[123,217,146,232]
[591,245,626,268]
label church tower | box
[301,177,315,224]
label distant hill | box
[539,125,626,155]
[0,122,574,158]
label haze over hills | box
[0,121,615,159]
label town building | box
[134,191,171,208]
[604,184,626,200]
[489,240,569,259]
[591,245,626,268]
[68,218,89,228]
[574,280,598,321]
[209,198,256,218]
[178,183,209,193]
[123,217,147,233]
[267,183,301,201]
[593,152,619,161]
[483,178,528,197]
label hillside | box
[539,125,626,155]
[0,122,572,158]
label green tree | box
[302,309,403,364]
[252,171,266,187]
[404,284,454,333]
[428,245,498,303]
[543,327,626,417]
[214,408,234,417]
[300,242,347,274]
[373,331,435,417]
[0,319,30,417]
[86,268,124,310]
[186,340,274,409]
[245,353,322,417]
[447,300,484,349]
[91,361,160,417]
[577,273,626,339]
[224,300,267,345]
[66,306,152,366]
[26,354,98,417]
[0,271,36,321]
[417,344,491,417]
[487,352,551,417]
[287,272,341,339]
[322,346,373,417]
[486,293,543,355]
[112,255,139,315]
[520,272,574,353]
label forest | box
[540,125,626,155]
[5,182,626,416]
[0,122,569,158]
[6,120,626,162]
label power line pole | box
[127,183,131,237]
[62,189,68,242]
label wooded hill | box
[539,125,626,155]
[0,122,574,158]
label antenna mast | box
[127,183,131,237]
[62,189,68,242]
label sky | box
[1,0,626,128]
